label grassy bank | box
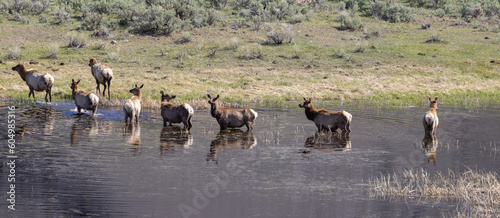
[0,4,499,108]
[370,169,500,217]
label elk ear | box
[207,94,211,99]
[140,84,144,89]
[428,97,431,102]
[72,79,75,83]
[216,94,220,99]
[160,90,164,95]
[135,84,138,88]
[434,97,438,101]
[303,97,306,101]
[77,80,81,84]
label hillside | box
[0,0,499,108]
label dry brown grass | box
[370,168,500,216]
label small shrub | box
[54,9,70,25]
[289,14,305,24]
[81,12,106,31]
[334,49,354,62]
[7,47,21,60]
[134,6,181,35]
[339,11,364,31]
[237,43,264,60]
[94,41,107,50]
[460,3,483,21]
[425,35,448,44]
[368,1,414,23]
[354,46,366,53]
[233,18,246,29]
[68,33,87,48]
[368,1,387,19]
[38,14,48,23]
[228,37,240,50]
[251,16,263,31]
[48,44,59,59]
[364,30,380,39]
[178,32,193,44]
[265,23,293,45]
[385,4,414,23]
[107,52,118,61]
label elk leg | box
[246,122,253,131]
[187,116,193,130]
[102,83,107,97]
[107,79,112,99]
[95,80,100,95]
[48,88,53,103]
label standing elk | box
[123,84,143,124]
[423,97,439,135]
[88,57,113,99]
[299,98,352,132]
[70,79,99,115]
[160,91,194,130]
[207,94,258,131]
[12,63,54,103]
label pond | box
[1,100,499,217]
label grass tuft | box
[370,168,500,216]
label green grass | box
[1,10,499,109]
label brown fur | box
[207,94,258,131]
[89,57,113,99]
[299,98,352,132]
[423,97,439,135]
[70,79,99,115]
[12,63,54,103]
[160,91,194,130]
[123,84,143,124]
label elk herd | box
[10,61,439,139]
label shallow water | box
[1,100,499,217]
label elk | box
[88,57,113,99]
[160,91,194,130]
[423,97,439,135]
[123,84,143,124]
[299,98,352,132]
[12,63,54,103]
[70,79,99,115]
[207,94,258,131]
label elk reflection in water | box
[70,115,111,145]
[159,126,193,156]
[124,122,141,155]
[18,105,55,137]
[207,130,257,162]
[70,114,98,145]
[422,133,439,164]
[304,132,351,152]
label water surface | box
[1,100,499,217]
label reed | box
[370,168,500,216]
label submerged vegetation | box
[370,169,500,217]
[0,0,499,107]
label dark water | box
[1,100,499,217]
